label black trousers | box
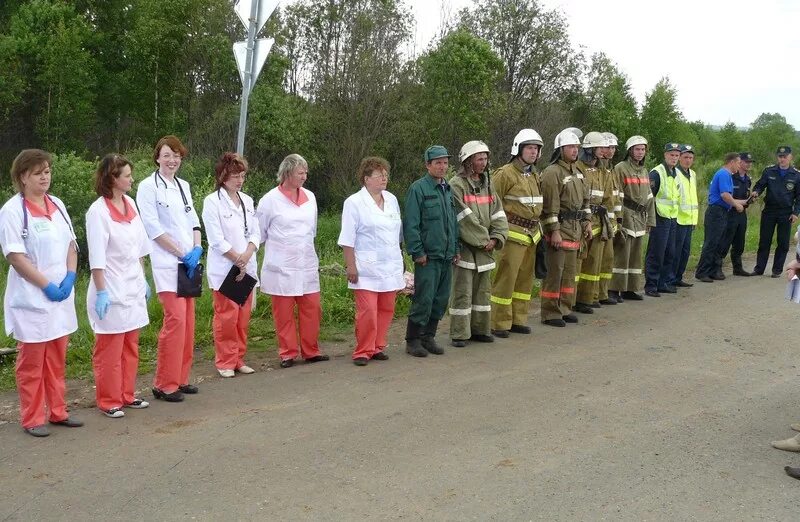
[755,209,792,275]
[718,211,747,271]
[695,205,729,278]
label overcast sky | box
[406,0,800,129]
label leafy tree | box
[640,77,682,162]
[745,113,799,166]
[581,53,639,142]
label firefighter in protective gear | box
[449,141,509,347]
[609,136,656,301]
[540,128,592,327]
[574,132,612,314]
[597,132,621,304]
[489,129,544,337]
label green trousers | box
[409,259,452,327]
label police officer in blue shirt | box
[751,146,800,277]
[717,152,755,277]
[695,153,749,282]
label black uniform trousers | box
[754,209,792,275]
[695,204,729,279]
[718,211,747,271]
[645,215,676,291]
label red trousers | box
[93,330,141,410]
[212,290,253,370]
[155,292,195,393]
[271,293,322,360]
[353,289,396,360]
[15,336,69,429]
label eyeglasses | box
[228,173,246,180]
[368,172,389,180]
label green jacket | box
[403,174,459,261]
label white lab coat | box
[85,196,152,334]
[256,187,319,296]
[136,171,201,293]
[0,194,77,343]
[338,187,405,292]
[201,189,260,290]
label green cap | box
[424,145,451,163]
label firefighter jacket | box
[541,160,590,250]
[614,158,656,238]
[491,158,543,247]
[450,169,509,273]
[575,160,607,239]
[403,174,459,261]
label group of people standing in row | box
[2,130,797,438]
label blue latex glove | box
[95,290,111,320]
[145,282,152,301]
[59,271,76,296]
[181,246,203,271]
[43,283,68,302]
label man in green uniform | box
[449,141,509,347]
[489,129,545,337]
[403,146,460,357]
[540,128,592,327]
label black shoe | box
[621,291,642,301]
[590,301,602,308]
[645,289,661,297]
[421,320,444,354]
[562,314,578,323]
[609,291,623,303]
[152,387,184,402]
[572,302,594,314]
[353,357,368,366]
[599,298,617,305]
[470,334,494,343]
[751,269,764,276]
[491,329,510,338]
[305,354,330,363]
[696,276,714,283]
[674,280,694,287]
[371,351,389,361]
[785,466,800,480]
[178,384,198,394]
[543,319,566,327]
[280,359,294,368]
[771,273,782,278]
[710,273,726,281]
[510,324,531,334]
[657,286,677,294]
[406,321,428,357]
[732,269,752,276]
[451,339,467,347]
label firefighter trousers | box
[450,266,492,340]
[610,233,644,292]
[491,240,535,331]
[577,236,604,304]
[597,235,614,301]
[540,245,578,321]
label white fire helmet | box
[511,128,544,155]
[581,131,608,149]
[603,132,619,146]
[625,135,648,151]
[459,140,491,164]
[554,127,583,149]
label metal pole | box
[236,0,259,154]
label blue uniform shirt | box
[708,167,734,209]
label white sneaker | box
[236,365,255,374]
[218,369,235,378]
[103,408,125,418]
[126,398,149,409]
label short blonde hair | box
[276,153,308,183]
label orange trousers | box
[271,292,322,361]
[353,289,396,360]
[155,292,195,393]
[15,336,69,429]
[92,330,141,411]
[212,290,253,370]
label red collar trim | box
[24,196,56,219]
[104,197,137,223]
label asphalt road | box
[1,272,798,520]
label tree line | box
[1,0,798,210]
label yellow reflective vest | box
[675,166,699,225]
[651,163,679,219]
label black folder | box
[219,265,257,306]
[176,263,203,298]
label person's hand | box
[42,282,68,302]
[346,264,358,284]
[95,289,110,319]
[582,221,593,239]
[550,230,563,249]
[145,282,152,301]
[484,239,497,252]
[791,214,799,224]
[237,250,253,269]
[751,191,759,199]
[59,271,76,296]
[734,203,744,213]
[182,246,203,270]
[414,254,428,266]
[452,253,461,265]
[235,267,246,283]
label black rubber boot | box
[420,320,444,355]
[405,320,427,357]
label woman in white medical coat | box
[0,149,83,437]
[135,135,203,402]
[201,152,260,378]
[256,153,329,368]
[86,154,152,418]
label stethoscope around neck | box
[217,188,249,236]
[154,170,191,213]
[20,193,77,249]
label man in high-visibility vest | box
[490,129,544,337]
[644,143,681,297]
[671,144,699,287]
